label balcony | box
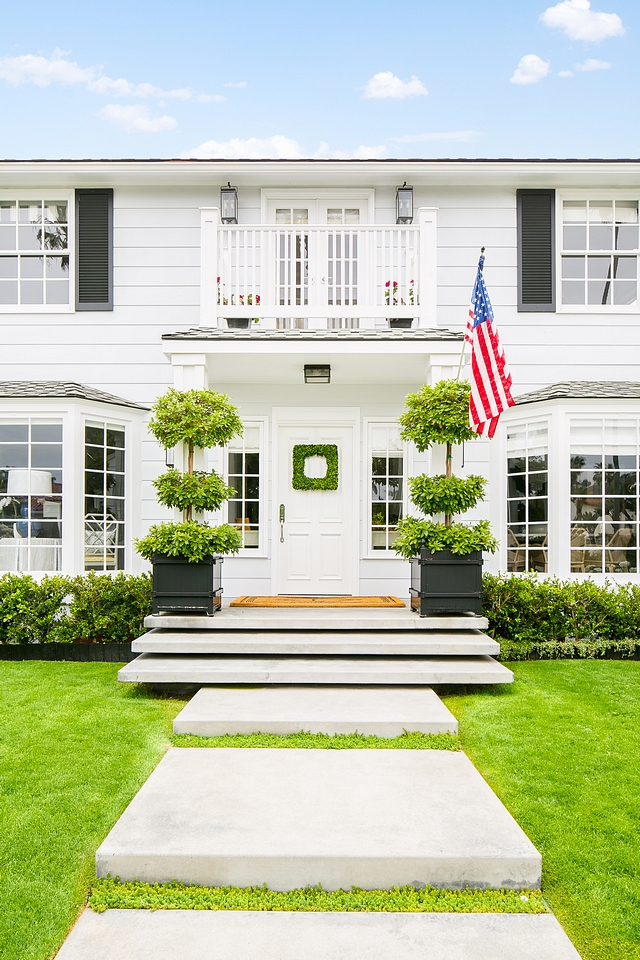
[200,208,437,329]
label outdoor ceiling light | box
[220,183,238,224]
[304,364,331,384]
[396,182,414,224]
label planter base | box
[152,554,223,616]
[410,548,483,617]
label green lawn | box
[0,663,184,960]
[1,660,639,960]
[443,661,640,960]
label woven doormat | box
[230,596,406,608]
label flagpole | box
[456,247,485,381]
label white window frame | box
[261,189,375,225]
[362,418,408,559]
[220,417,268,557]
[556,189,640,314]
[504,418,550,574]
[0,189,74,313]
[83,418,127,573]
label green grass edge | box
[89,879,546,914]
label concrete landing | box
[95,748,541,889]
[56,910,581,960]
[133,629,500,656]
[118,654,513,686]
[172,685,459,736]
[144,608,489,632]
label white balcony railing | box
[200,209,437,327]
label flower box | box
[409,546,483,616]
[151,553,223,615]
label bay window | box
[506,422,548,573]
[84,422,126,571]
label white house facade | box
[1,158,639,595]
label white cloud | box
[100,104,177,133]
[223,81,247,88]
[510,54,551,85]
[559,69,574,76]
[361,71,428,99]
[0,50,222,108]
[0,51,95,87]
[540,0,624,42]
[575,57,611,70]
[313,141,387,159]
[181,136,304,159]
[389,130,483,143]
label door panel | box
[276,423,355,595]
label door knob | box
[279,504,285,543]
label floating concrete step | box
[118,654,513,686]
[96,748,541,890]
[172,685,459,736]
[144,608,489,632]
[134,629,500,657]
[56,910,582,960]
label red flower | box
[256,294,261,304]
[217,276,220,284]
[385,280,390,288]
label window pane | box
[32,444,62,468]
[589,202,613,223]
[528,474,547,497]
[562,281,584,304]
[588,280,611,305]
[228,452,243,475]
[293,209,308,224]
[605,472,636,495]
[614,281,637,305]
[32,424,62,442]
[388,457,403,476]
[86,447,104,470]
[0,424,28,441]
[45,202,67,224]
[508,500,526,523]
[372,456,387,477]
[0,257,18,278]
[508,475,526,498]
[244,452,259,474]
[589,225,613,250]
[327,209,342,224]
[85,472,104,495]
[563,201,586,222]
[85,425,104,445]
[528,500,547,522]
[615,225,638,250]
[562,256,584,278]
[106,474,124,497]
[0,444,28,467]
[563,226,586,249]
[507,456,526,474]
[571,471,602,495]
[245,477,259,499]
[106,448,124,471]
[106,428,125,448]
[0,281,18,303]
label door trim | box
[261,189,375,224]
[272,407,360,596]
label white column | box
[418,207,438,328]
[200,207,220,327]
[171,353,209,390]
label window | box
[227,427,260,549]
[370,425,403,551]
[0,201,69,305]
[84,423,125,570]
[570,419,638,574]
[0,421,63,571]
[517,190,555,312]
[506,423,548,572]
[561,200,638,306]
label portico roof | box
[515,382,640,405]
[162,327,463,343]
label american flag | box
[466,253,514,438]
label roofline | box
[1,157,640,164]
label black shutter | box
[517,189,555,312]
[76,189,113,311]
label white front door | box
[276,422,355,595]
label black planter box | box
[226,318,251,329]
[389,318,414,329]
[152,553,223,615]
[409,547,483,616]
[0,642,136,662]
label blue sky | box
[0,0,637,159]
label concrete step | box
[56,910,582,960]
[118,654,514,686]
[95,748,541,890]
[172,685,459,736]
[144,608,489,632]
[133,629,500,657]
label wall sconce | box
[220,183,238,224]
[396,183,414,224]
[304,364,331,383]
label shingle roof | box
[515,382,640,405]
[0,381,148,410]
[162,327,463,342]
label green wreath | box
[292,444,339,491]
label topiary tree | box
[135,388,244,562]
[393,379,498,558]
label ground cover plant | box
[442,661,640,960]
[171,731,459,749]
[89,879,543,914]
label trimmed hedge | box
[483,573,640,661]
[2,569,640,659]
[0,572,151,645]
